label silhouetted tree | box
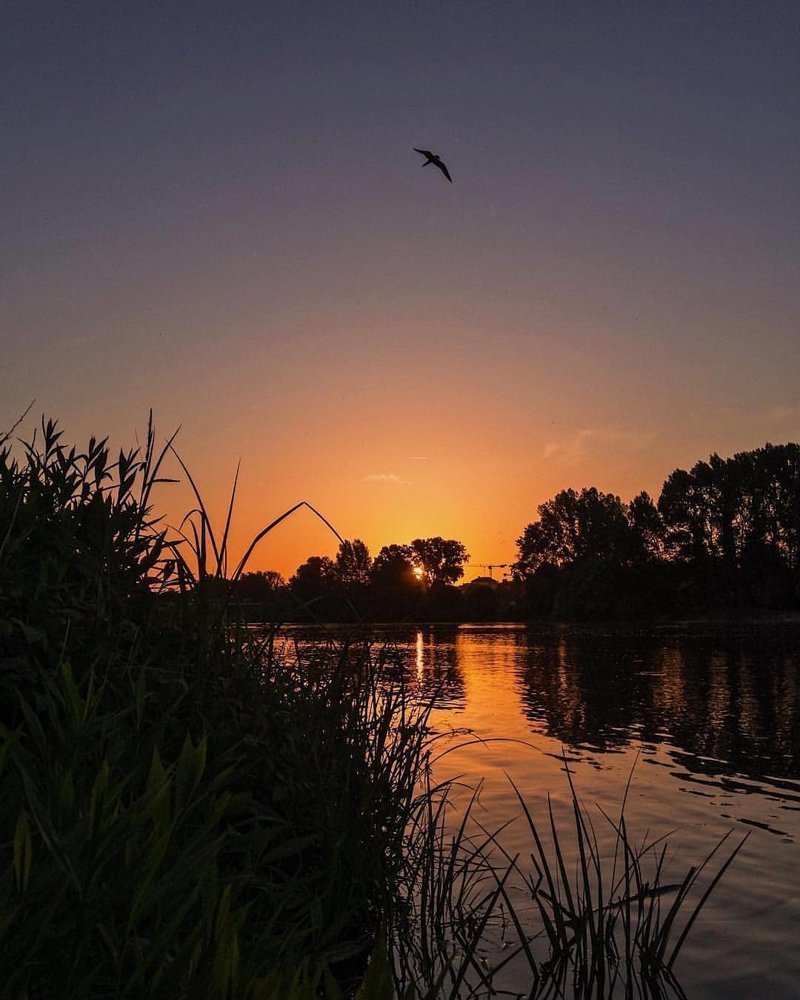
[509,442,800,621]
[742,443,800,573]
[628,491,665,561]
[334,538,372,587]
[233,570,288,619]
[659,443,800,608]
[659,456,743,569]
[367,544,422,619]
[425,582,466,621]
[658,467,712,564]
[289,555,336,606]
[462,582,499,621]
[515,487,634,575]
[370,544,417,588]
[237,570,286,597]
[410,537,469,586]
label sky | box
[3,1,799,579]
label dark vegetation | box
[1,416,747,998]
[0,417,428,997]
[245,443,800,622]
[239,538,480,624]
[515,444,800,619]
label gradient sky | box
[3,1,799,579]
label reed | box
[0,614,434,997]
[392,749,747,999]
[0,416,428,996]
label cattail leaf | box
[175,734,207,814]
[13,810,32,894]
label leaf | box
[175,733,207,814]
[13,810,32,894]
[355,934,395,999]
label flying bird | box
[413,148,452,183]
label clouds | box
[364,472,411,485]
[543,426,656,468]
[768,402,800,426]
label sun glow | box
[413,566,425,581]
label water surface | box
[296,621,800,997]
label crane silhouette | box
[472,563,510,580]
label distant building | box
[464,575,499,592]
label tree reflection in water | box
[514,623,800,787]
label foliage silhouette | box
[515,443,800,619]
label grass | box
[500,762,747,999]
[387,745,747,1000]
[0,414,747,998]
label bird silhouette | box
[413,148,452,183]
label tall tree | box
[658,468,712,563]
[628,491,665,561]
[659,456,745,569]
[747,443,800,570]
[289,556,336,604]
[334,539,372,587]
[410,537,469,586]
[370,544,417,588]
[515,487,634,575]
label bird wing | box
[435,160,453,182]
[414,148,433,157]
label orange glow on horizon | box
[144,387,800,583]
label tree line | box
[515,441,800,618]
[234,442,800,621]
[234,537,481,621]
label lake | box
[289,621,800,998]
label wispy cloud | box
[543,426,656,467]
[767,402,800,424]
[364,472,411,485]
